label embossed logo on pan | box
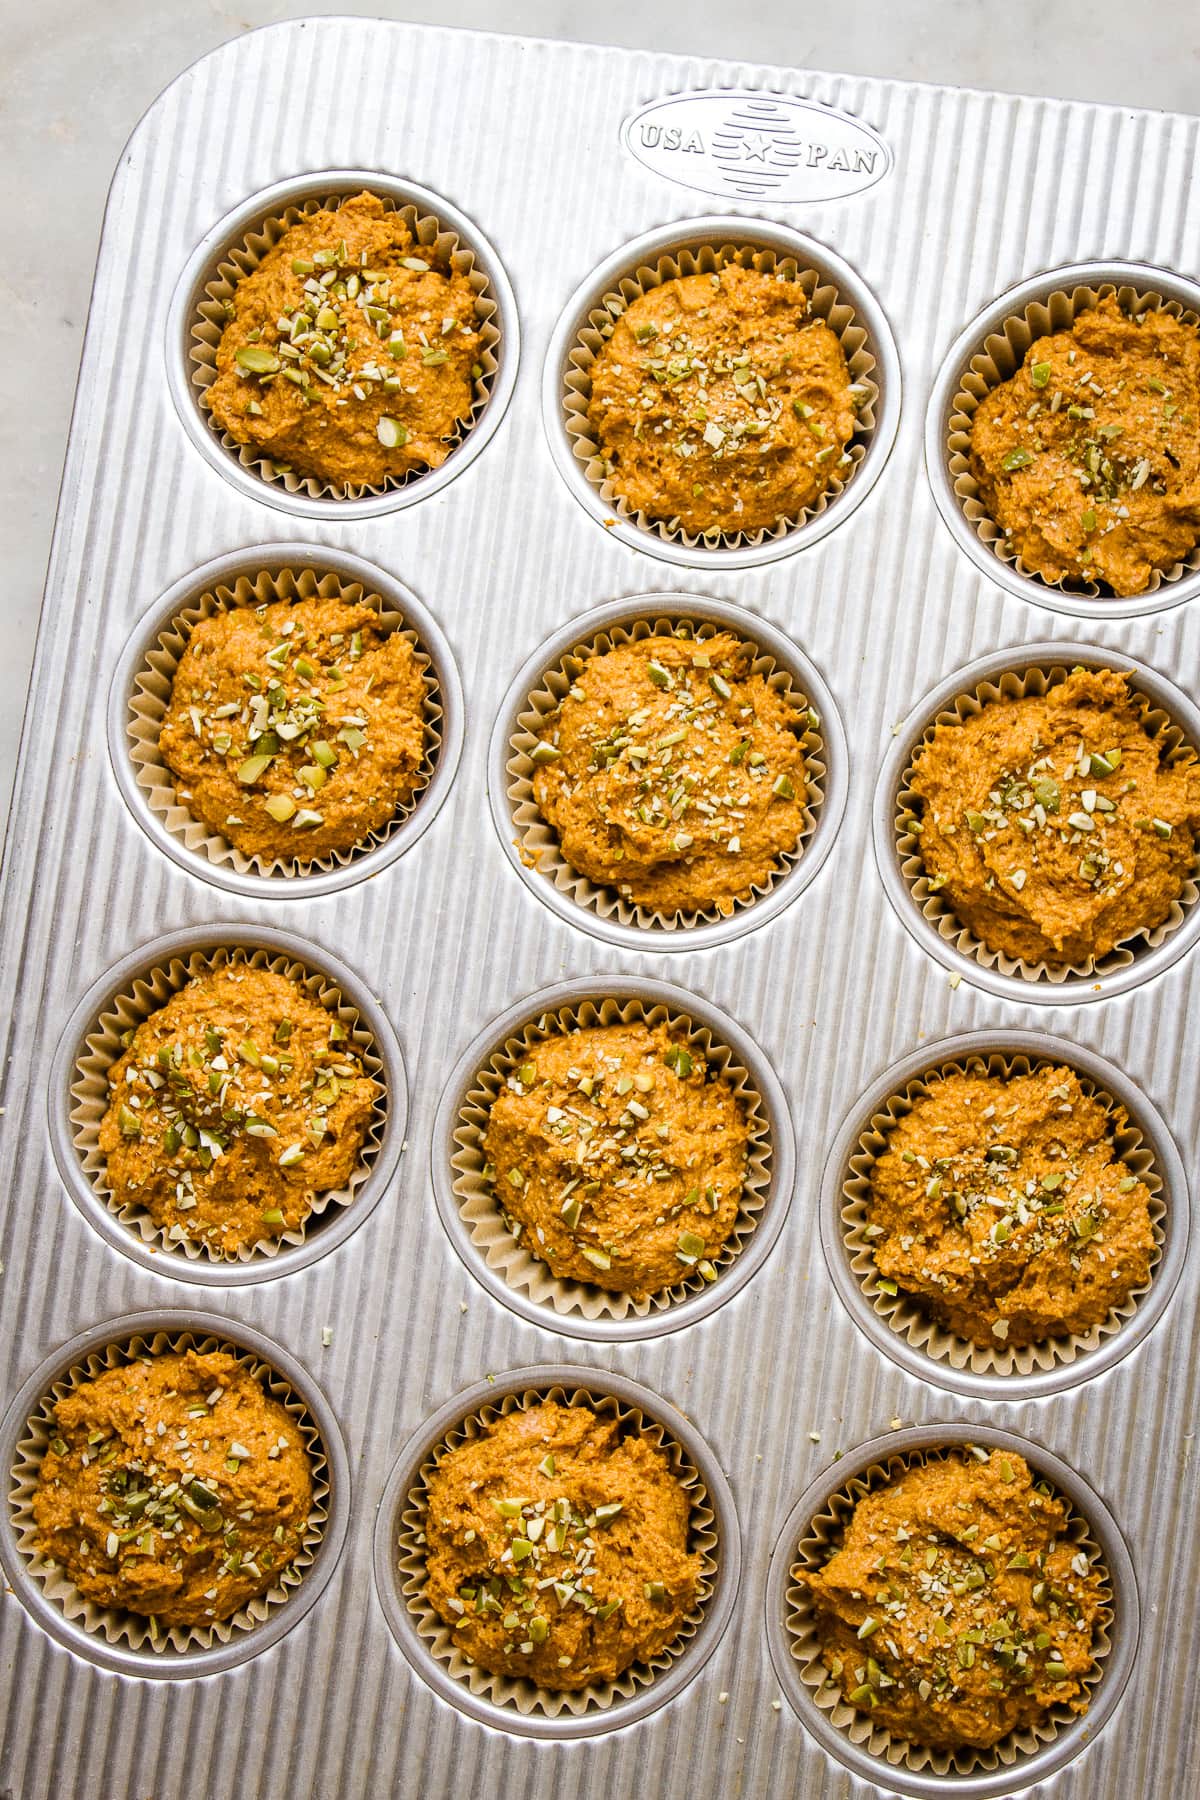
[622,91,892,205]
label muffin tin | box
[1,19,1197,1800]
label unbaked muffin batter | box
[206,191,483,487]
[866,1064,1154,1347]
[801,1449,1104,1750]
[423,1400,700,1689]
[482,1020,750,1297]
[159,595,427,864]
[98,964,379,1256]
[532,632,811,917]
[969,296,1200,595]
[33,1350,313,1627]
[588,264,857,533]
[909,668,1200,965]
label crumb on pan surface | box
[799,1448,1105,1751]
[968,295,1200,596]
[205,191,483,488]
[97,964,379,1256]
[865,1063,1154,1348]
[908,667,1200,966]
[158,594,426,864]
[587,264,857,534]
[531,631,811,917]
[481,1019,750,1297]
[421,1399,700,1689]
[32,1349,313,1628]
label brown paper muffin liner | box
[562,241,878,552]
[841,1050,1166,1377]
[449,993,774,1321]
[507,615,827,932]
[188,190,502,501]
[946,278,1200,598]
[8,1326,328,1656]
[785,1443,1114,1780]
[126,565,442,879]
[895,660,1200,983]
[69,944,387,1264]
[396,1382,718,1718]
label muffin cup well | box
[872,643,1200,1003]
[487,594,848,952]
[166,172,519,519]
[371,1366,739,1737]
[542,218,900,569]
[0,1311,350,1678]
[108,544,464,899]
[48,925,407,1286]
[818,1031,1188,1400]
[926,262,1200,618]
[765,1426,1138,1798]
[430,977,795,1341]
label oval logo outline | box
[622,89,892,206]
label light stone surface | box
[1,0,1196,840]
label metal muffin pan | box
[2,19,1198,1800]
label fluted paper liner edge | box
[785,1443,1115,1779]
[396,1383,718,1717]
[188,188,501,501]
[840,1049,1166,1376]
[9,1327,328,1657]
[946,278,1200,598]
[507,614,826,933]
[450,993,773,1321]
[562,240,878,552]
[126,565,442,879]
[69,944,387,1264]
[894,660,1200,982]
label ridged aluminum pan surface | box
[1,18,1198,1800]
